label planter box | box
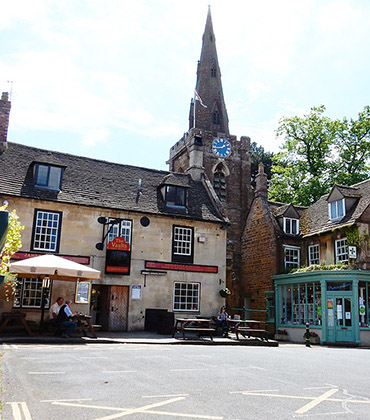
[274,334,289,341]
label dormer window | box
[165,186,187,208]
[329,198,345,221]
[283,217,299,235]
[34,164,63,191]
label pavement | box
[0,330,279,346]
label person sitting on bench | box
[49,297,64,326]
[217,306,229,337]
[56,299,79,338]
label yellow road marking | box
[52,396,223,419]
[7,402,32,420]
[295,388,338,414]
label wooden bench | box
[182,327,215,341]
[237,327,268,341]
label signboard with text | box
[145,260,218,273]
[106,237,131,275]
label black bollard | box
[305,322,311,347]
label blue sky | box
[1,0,370,170]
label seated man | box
[49,297,64,326]
[56,299,79,338]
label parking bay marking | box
[7,402,32,420]
[52,396,223,419]
[235,388,370,414]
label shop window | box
[329,198,345,221]
[284,246,300,271]
[34,163,63,191]
[31,209,62,252]
[359,282,370,328]
[283,217,299,235]
[335,238,348,264]
[13,278,51,309]
[308,244,320,265]
[165,186,187,208]
[172,226,194,264]
[279,282,321,326]
[173,282,200,311]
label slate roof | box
[0,142,226,223]
[299,179,370,237]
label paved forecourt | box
[2,343,370,419]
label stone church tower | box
[168,7,253,306]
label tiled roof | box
[327,184,362,199]
[0,142,226,223]
[300,179,370,237]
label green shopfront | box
[274,271,370,346]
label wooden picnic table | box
[72,314,97,338]
[172,318,215,340]
[227,318,268,341]
[0,311,33,336]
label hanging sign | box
[106,237,131,274]
[348,246,357,259]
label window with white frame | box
[34,164,63,190]
[283,217,299,235]
[329,199,345,221]
[172,225,194,264]
[13,278,51,309]
[284,246,300,270]
[173,282,200,311]
[335,238,348,263]
[107,219,132,245]
[308,244,320,265]
[32,209,62,252]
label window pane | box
[36,165,49,186]
[48,166,62,189]
[173,282,200,311]
[33,211,60,251]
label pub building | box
[0,136,228,332]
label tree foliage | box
[0,204,24,300]
[269,105,370,206]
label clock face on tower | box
[212,138,232,158]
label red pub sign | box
[145,260,218,273]
[106,237,131,274]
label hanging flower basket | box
[219,288,231,298]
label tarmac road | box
[2,342,370,419]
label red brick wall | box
[241,196,279,322]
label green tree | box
[269,105,370,206]
[0,204,24,300]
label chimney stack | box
[255,163,268,198]
[186,130,205,181]
[0,92,11,152]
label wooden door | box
[108,285,129,331]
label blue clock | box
[212,138,232,158]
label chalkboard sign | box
[75,281,91,304]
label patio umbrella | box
[9,254,101,280]
[9,254,101,333]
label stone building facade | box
[0,101,228,331]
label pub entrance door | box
[94,285,129,332]
[326,293,355,342]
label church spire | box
[189,6,229,136]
